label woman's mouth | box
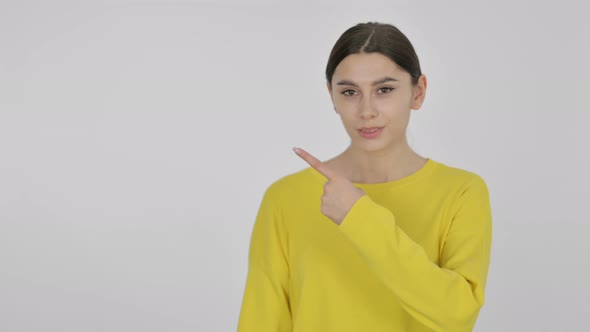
[358,127,383,139]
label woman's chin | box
[351,140,391,152]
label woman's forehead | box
[333,54,409,83]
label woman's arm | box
[338,175,493,332]
[237,184,292,332]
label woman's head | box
[325,22,422,87]
[325,22,427,153]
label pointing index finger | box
[293,147,338,180]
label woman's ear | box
[326,81,337,113]
[411,74,427,110]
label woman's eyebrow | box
[336,76,399,87]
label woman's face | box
[327,52,426,153]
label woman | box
[238,22,492,332]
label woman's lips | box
[358,127,383,139]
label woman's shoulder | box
[430,159,489,191]
[261,166,321,200]
[270,166,320,189]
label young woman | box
[238,22,492,332]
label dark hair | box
[325,22,422,87]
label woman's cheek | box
[334,97,353,109]
[334,102,354,117]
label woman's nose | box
[359,97,378,119]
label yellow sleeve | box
[338,175,492,332]
[237,184,292,332]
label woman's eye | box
[341,87,394,96]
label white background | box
[1,0,589,331]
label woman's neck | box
[326,142,427,184]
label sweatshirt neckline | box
[308,157,437,190]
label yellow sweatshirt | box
[237,158,492,332]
